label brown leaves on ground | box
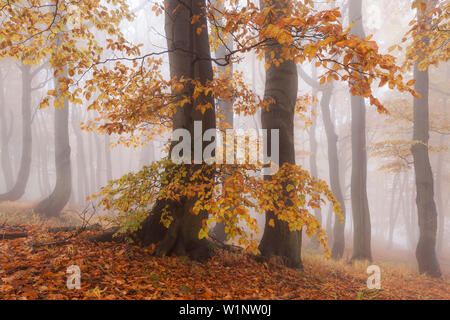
[0,225,449,300]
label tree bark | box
[258,0,301,269]
[349,0,372,261]
[0,64,33,202]
[411,63,441,277]
[34,73,72,218]
[130,0,216,261]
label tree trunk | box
[411,63,441,277]
[34,73,72,218]
[0,69,14,190]
[297,66,346,258]
[349,0,372,262]
[130,0,216,261]
[258,0,301,269]
[320,87,346,259]
[0,64,33,202]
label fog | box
[0,0,448,275]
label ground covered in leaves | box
[1,223,449,300]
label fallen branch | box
[1,232,28,240]
[48,223,101,233]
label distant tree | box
[0,67,14,190]
[0,63,46,202]
[298,67,346,259]
[34,68,72,218]
[348,0,372,262]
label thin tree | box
[33,69,72,217]
[0,64,43,202]
[297,67,346,259]
[349,0,372,261]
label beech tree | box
[406,0,445,278]
[33,69,72,218]
[1,0,420,267]
[297,66,346,259]
[86,0,419,265]
[257,0,302,268]
[348,0,372,262]
[0,63,46,202]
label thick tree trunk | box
[320,87,346,259]
[34,74,72,218]
[130,0,216,261]
[0,69,14,190]
[349,0,372,261]
[258,0,301,269]
[0,64,33,202]
[411,64,441,277]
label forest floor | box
[0,202,449,300]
